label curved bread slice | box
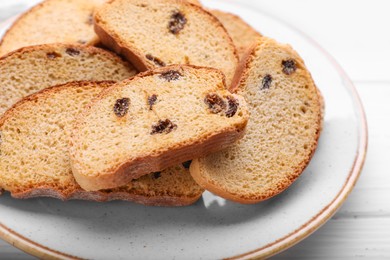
[210,10,262,59]
[0,81,203,206]
[94,0,238,86]
[0,0,106,56]
[0,43,137,115]
[186,0,202,6]
[191,38,323,204]
[70,65,249,191]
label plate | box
[0,0,367,259]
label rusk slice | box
[0,81,203,206]
[210,10,262,59]
[186,0,202,6]
[191,38,323,204]
[0,0,106,56]
[94,0,238,86]
[70,65,249,191]
[0,43,136,115]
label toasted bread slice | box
[0,43,136,115]
[210,10,262,59]
[0,0,107,56]
[94,0,238,86]
[190,38,323,203]
[186,0,201,6]
[0,81,203,206]
[70,65,249,191]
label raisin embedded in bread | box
[0,43,137,116]
[0,81,203,206]
[94,0,238,86]
[210,10,262,59]
[190,37,323,204]
[0,0,106,56]
[69,65,249,191]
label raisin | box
[66,48,80,56]
[87,13,93,25]
[46,52,61,59]
[146,54,166,67]
[182,160,192,169]
[282,59,297,75]
[261,74,272,90]
[113,98,130,117]
[225,96,239,118]
[153,172,162,179]
[148,94,157,110]
[151,119,177,135]
[168,11,187,34]
[159,70,182,82]
[204,93,226,114]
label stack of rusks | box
[0,0,323,206]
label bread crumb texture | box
[0,0,106,56]
[191,37,323,203]
[94,0,238,85]
[0,44,136,115]
[70,65,249,191]
[0,81,203,206]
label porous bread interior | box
[184,0,201,6]
[0,82,109,194]
[70,66,248,190]
[94,0,238,85]
[0,82,203,201]
[0,44,136,115]
[0,0,105,56]
[210,10,261,59]
[192,38,322,203]
[104,164,203,199]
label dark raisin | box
[146,54,166,67]
[153,172,162,179]
[46,52,61,59]
[87,13,93,25]
[182,160,192,169]
[151,119,177,135]
[261,74,272,90]
[113,98,130,117]
[66,48,80,56]
[148,94,157,110]
[225,96,239,118]
[282,59,297,75]
[204,93,226,114]
[168,11,187,34]
[159,70,182,82]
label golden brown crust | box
[0,0,48,56]
[70,65,249,191]
[94,0,239,81]
[0,81,204,206]
[209,9,262,58]
[0,0,104,57]
[10,187,202,206]
[0,80,115,128]
[0,43,134,69]
[191,37,323,203]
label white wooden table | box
[0,0,389,259]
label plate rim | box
[0,7,368,259]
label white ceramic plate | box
[0,0,367,259]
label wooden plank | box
[274,217,390,259]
